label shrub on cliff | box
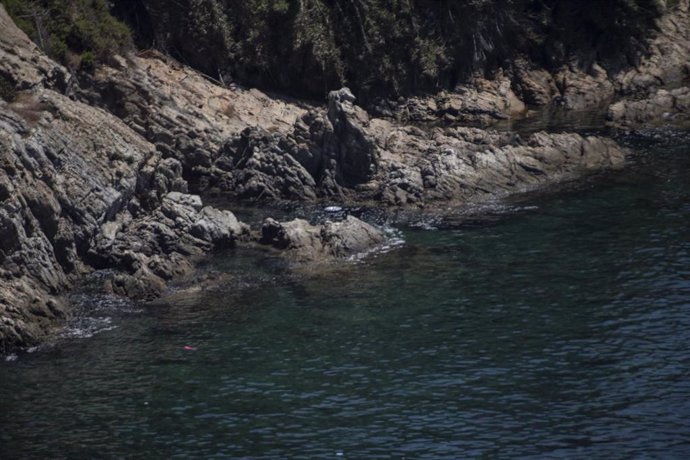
[2,0,132,72]
[111,0,671,103]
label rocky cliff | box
[0,5,253,352]
[0,4,390,352]
[1,1,686,354]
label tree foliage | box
[2,0,132,71]
[117,0,669,101]
[4,0,669,96]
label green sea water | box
[1,133,689,459]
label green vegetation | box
[4,0,666,96]
[2,0,132,72]
[118,0,670,102]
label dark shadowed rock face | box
[118,0,671,104]
[185,88,380,202]
[326,88,378,184]
[206,127,319,201]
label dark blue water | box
[1,137,689,459]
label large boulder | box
[90,192,248,299]
[259,216,385,262]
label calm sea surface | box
[1,132,689,459]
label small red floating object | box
[183,345,196,351]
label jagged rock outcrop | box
[522,0,690,112]
[81,51,308,186]
[608,87,690,127]
[0,87,247,352]
[198,126,319,201]
[200,87,626,206]
[555,64,616,110]
[384,1,690,123]
[367,124,626,206]
[259,216,385,262]
[547,0,690,112]
[604,1,690,129]
[0,6,250,353]
[326,88,378,183]
[190,88,379,200]
[512,59,561,107]
[0,89,149,352]
[385,76,527,126]
[616,0,690,96]
[89,191,248,299]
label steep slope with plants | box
[113,0,677,103]
[2,0,132,72]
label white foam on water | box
[59,287,144,342]
[60,316,118,339]
[513,205,539,212]
[71,292,143,315]
[410,218,441,231]
[5,354,18,362]
[348,226,406,262]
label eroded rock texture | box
[0,6,246,352]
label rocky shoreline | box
[1,2,689,354]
